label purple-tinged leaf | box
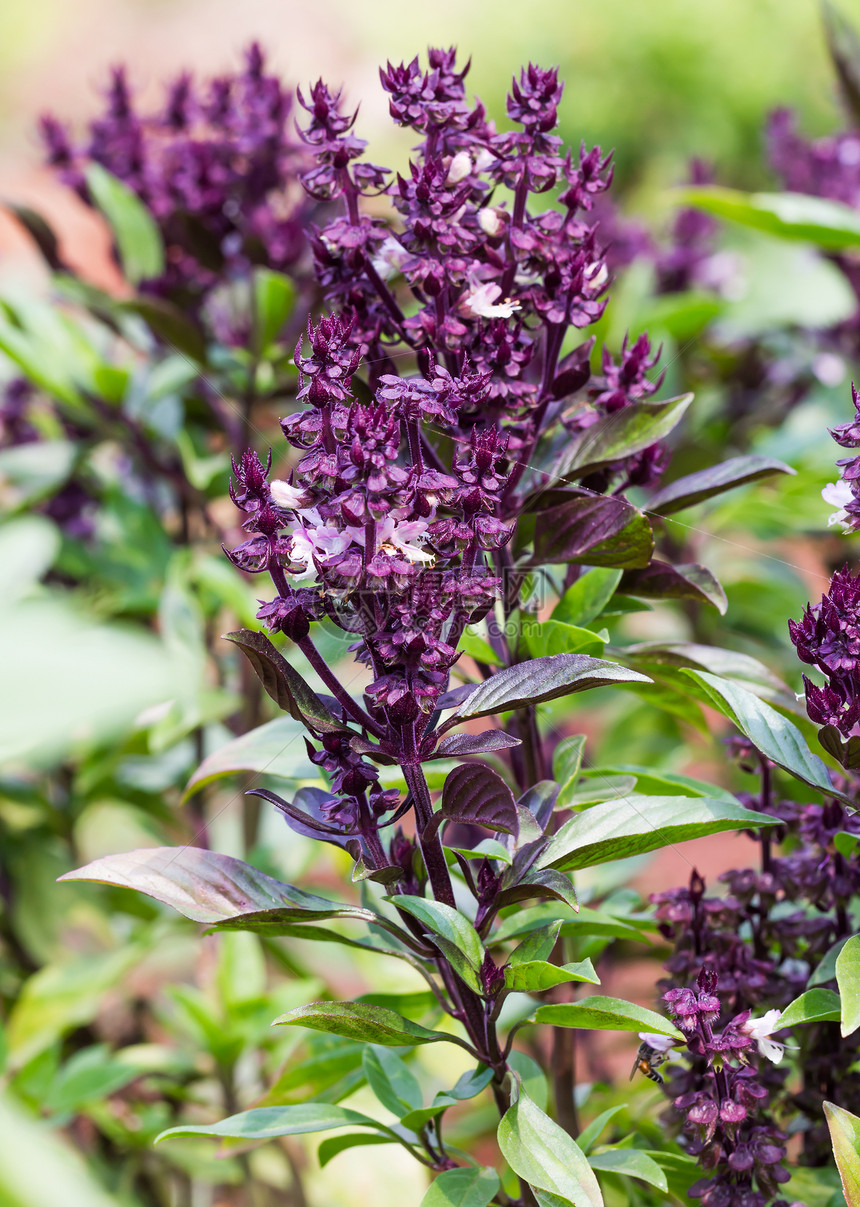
[430,730,522,759]
[497,868,578,912]
[224,629,347,734]
[273,1001,474,1051]
[4,203,66,271]
[818,724,860,771]
[58,846,341,924]
[620,561,727,614]
[518,782,559,834]
[538,795,779,872]
[450,655,651,722]
[824,1101,860,1207]
[553,394,692,481]
[437,683,479,711]
[121,296,207,363]
[532,494,654,569]
[250,786,351,846]
[646,454,794,515]
[433,763,518,837]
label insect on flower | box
[630,1041,668,1085]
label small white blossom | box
[371,236,410,281]
[740,1010,785,1064]
[446,151,472,184]
[822,479,854,532]
[269,479,308,510]
[288,510,352,581]
[477,207,503,236]
[638,1032,676,1054]
[462,282,521,320]
[346,517,435,565]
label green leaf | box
[498,1083,603,1207]
[399,1067,495,1132]
[576,1107,625,1156]
[681,670,843,799]
[457,626,503,666]
[224,629,347,735]
[85,162,165,283]
[533,997,683,1040]
[420,1167,500,1207]
[120,296,207,362]
[553,394,692,481]
[157,1102,391,1144]
[44,1045,139,1116]
[509,921,564,966]
[824,1101,860,1207]
[646,455,794,515]
[494,903,652,946]
[389,896,484,970]
[182,716,319,800]
[837,936,860,1038]
[522,620,608,660]
[59,846,342,925]
[538,795,777,872]
[362,1046,423,1116]
[451,655,651,721]
[552,569,623,628]
[553,735,587,786]
[587,1149,668,1193]
[679,185,860,251]
[253,268,296,353]
[778,989,842,1028]
[318,1133,395,1168]
[273,1001,472,1050]
[504,958,599,993]
[811,938,851,988]
[836,832,860,858]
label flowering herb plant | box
[46,49,860,1207]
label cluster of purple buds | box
[227,312,508,740]
[789,564,860,737]
[293,49,663,500]
[41,45,312,312]
[665,968,791,1207]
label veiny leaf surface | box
[588,1149,668,1192]
[620,561,727,614]
[534,997,683,1040]
[390,896,484,970]
[273,1001,471,1049]
[552,568,623,628]
[837,935,860,1037]
[420,1166,500,1207]
[778,989,842,1028]
[438,763,518,835]
[59,846,341,925]
[451,655,651,721]
[433,730,521,758]
[224,629,347,734]
[498,1084,603,1207]
[504,958,599,993]
[824,1101,860,1207]
[682,669,842,798]
[532,494,654,569]
[538,796,776,872]
[647,455,794,515]
[554,394,692,480]
[157,1102,390,1144]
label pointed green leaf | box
[553,569,623,628]
[837,935,860,1038]
[362,1046,423,1116]
[587,1149,668,1193]
[538,796,777,872]
[273,1001,472,1051]
[576,1107,625,1156]
[824,1101,860,1207]
[682,670,844,798]
[318,1133,395,1168]
[679,186,860,251]
[554,395,692,481]
[504,958,599,994]
[183,716,320,799]
[498,1083,603,1207]
[509,921,564,967]
[647,455,794,515]
[533,996,683,1040]
[389,896,484,970]
[85,162,165,283]
[778,989,842,1028]
[156,1102,390,1144]
[420,1166,500,1207]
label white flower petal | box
[270,479,307,510]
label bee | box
[630,1041,667,1086]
